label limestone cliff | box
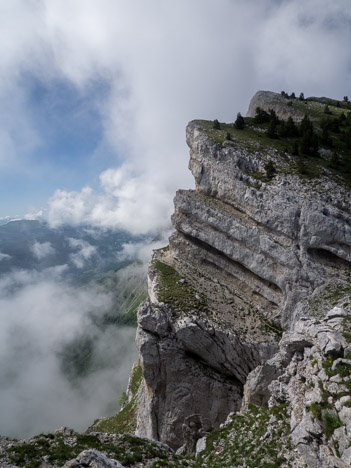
[134,91,351,465]
[3,91,351,468]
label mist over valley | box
[0,219,152,438]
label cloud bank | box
[0,266,138,438]
[31,241,55,260]
[0,252,11,262]
[68,237,97,268]
[0,0,350,233]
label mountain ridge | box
[2,90,351,467]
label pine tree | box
[329,151,340,169]
[344,128,351,149]
[264,161,276,179]
[267,120,278,139]
[269,109,279,123]
[292,141,299,156]
[297,154,307,174]
[213,119,221,130]
[300,114,313,135]
[278,121,287,138]
[321,127,332,147]
[286,117,299,137]
[254,107,270,124]
[234,113,245,130]
[300,130,319,156]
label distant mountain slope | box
[0,219,145,282]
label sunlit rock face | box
[182,119,351,328]
[135,92,351,453]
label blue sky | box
[0,75,116,216]
[0,0,351,233]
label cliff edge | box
[2,90,351,468]
[134,91,351,466]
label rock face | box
[183,120,351,327]
[246,90,306,121]
[136,301,257,450]
[133,91,351,463]
[243,306,351,467]
[64,449,125,468]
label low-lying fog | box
[0,265,138,438]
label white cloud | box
[68,237,97,268]
[0,265,137,438]
[31,241,55,260]
[117,229,172,263]
[0,252,11,262]
[1,0,350,232]
[0,0,350,440]
[47,166,175,234]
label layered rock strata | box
[241,306,351,467]
[134,92,351,458]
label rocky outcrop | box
[184,119,351,327]
[242,305,351,467]
[246,90,307,121]
[136,300,260,450]
[134,93,351,455]
[0,428,182,467]
[64,449,125,468]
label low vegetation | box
[198,93,351,186]
[309,280,351,318]
[152,259,210,319]
[3,432,190,468]
[194,403,292,468]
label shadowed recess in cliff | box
[181,233,283,297]
[307,248,351,268]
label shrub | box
[292,141,299,156]
[286,116,299,137]
[267,120,278,139]
[264,161,276,179]
[323,411,342,438]
[254,107,270,124]
[234,112,245,130]
[213,119,221,130]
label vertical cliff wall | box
[134,91,351,463]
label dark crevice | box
[327,242,351,257]
[307,248,351,268]
[182,232,283,296]
[184,350,243,387]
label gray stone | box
[246,90,306,122]
[195,436,207,455]
[339,407,351,426]
[64,449,125,467]
[136,301,248,450]
[317,330,346,357]
[326,307,349,319]
[332,358,351,371]
[133,93,351,465]
[342,446,351,464]
[333,427,350,456]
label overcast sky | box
[0,0,351,233]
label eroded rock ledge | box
[134,91,351,464]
